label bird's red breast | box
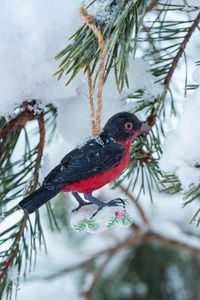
[63,136,135,194]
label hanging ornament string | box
[87,66,96,135]
[79,7,106,136]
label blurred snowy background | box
[1,0,200,299]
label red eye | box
[124,122,133,130]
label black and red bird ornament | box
[19,112,150,218]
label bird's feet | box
[72,192,125,218]
[70,195,132,233]
[91,198,125,218]
[107,198,125,208]
[71,191,94,213]
[72,202,93,213]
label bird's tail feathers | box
[19,186,59,214]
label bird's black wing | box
[60,148,79,165]
[43,138,126,190]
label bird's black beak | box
[140,123,151,132]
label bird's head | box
[102,112,150,142]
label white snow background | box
[0,0,82,116]
[0,0,200,299]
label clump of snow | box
[121,59,163,100]
[83,0,122,24]
[0,0,82,116]
[56,84,125,145]
[102,58,163,102]
[56,87,92,145]
[102,58,163,122]
[27,101,44,115]
[160,71,200,190]
[94,136,105,146]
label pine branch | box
[147,231,200,256]
[164,11,200,88]
[0,101,50,300]
[37,234,145,281]
[143,25,159,62]
[0,215,28,283]
[39,229,200,282]
[0,101,38,139]
[0,107,45,284]
[55,0,149,92]
[124,7,200,203]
